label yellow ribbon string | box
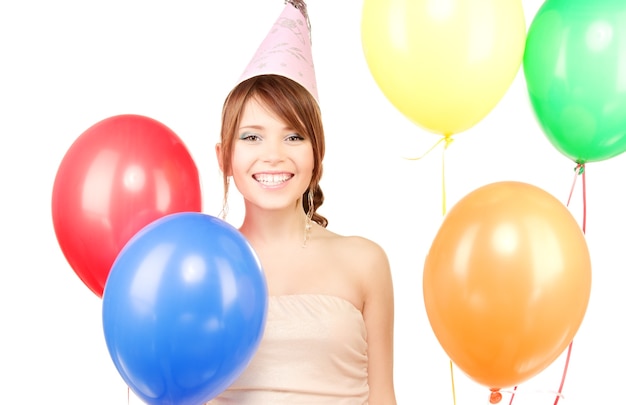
[441,135,454,216]
[403,135,451,161]
[402,134,454,216]
[450,360,457,405]
[441,134,455,404]
[403,133,456,405]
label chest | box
[257,247,352,296]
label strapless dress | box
[207,294,369,404]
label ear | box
[215,143,230,175]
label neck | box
[239,206,310,248]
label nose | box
[262,138,285,163]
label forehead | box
[240,97,288,128]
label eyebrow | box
[239,125,264,131]
[238,124,296,132]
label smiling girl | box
[207,2,396,404]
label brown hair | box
[218,74,328,227]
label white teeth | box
[254,173,291,185]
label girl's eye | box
[286,134,305,142]
[239,133,260,142]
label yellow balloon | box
[361,0,526,136]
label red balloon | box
[52,114,202,298]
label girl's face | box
[230,96,314,213]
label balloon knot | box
[489,388,503,404]
[574,163,585,175]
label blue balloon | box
[102,212,267,405]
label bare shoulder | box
[339,235,388,265]
[319,227,387,258]
[318,228,392,284]
[303,226,392,310]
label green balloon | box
[523,0,626,163]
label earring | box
[302,188,314,248]
[219,177,230,220]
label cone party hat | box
[238,0,318,101]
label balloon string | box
[507,164,585,405]
[450,360,457,405]
[555,164,585,405]
[438,134,456,405]
[403,133,455,403]
[402,134,454,215]
[566,162,587,234]
[566,162,586,234]
[441,134,455,405]
[553,342,573,405]
[499,387,564,398]
[403,135,451,161]
[508,386,518,404]
[549,162,585,405]
[441,135,453,216]
[442,134,454,405]
[566,164,584,208]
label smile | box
[253,173,293,185]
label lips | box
[253,172,293,186]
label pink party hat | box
[238,0,319,101]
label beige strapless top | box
[207,294,369,404]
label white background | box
[1,1,624,404]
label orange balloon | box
[423,181,591,390]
